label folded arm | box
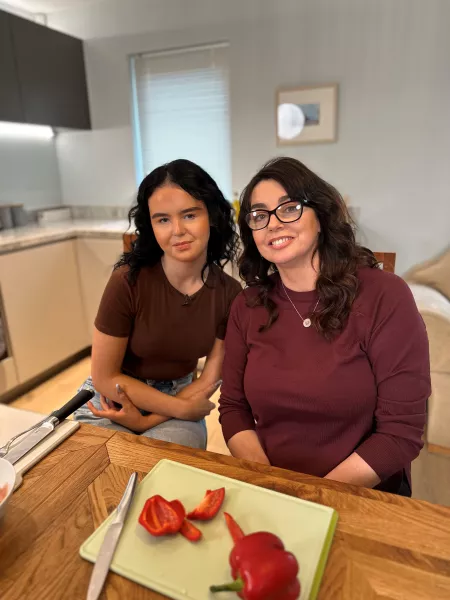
[91,327,214,422]
[325,452,380,487]
[227,430,270,465]
[88,385,171,432]
[177,338,224,398]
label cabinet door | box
[0,10,23,123]
[10,15,91,129]
[0,357,19,395]
[76,238,123,336]
[0,240,90,383]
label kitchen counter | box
[0,219,130,255]
[0,225,126,393]
[1,425,450,599]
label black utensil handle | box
[50,389,95,422]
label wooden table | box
[1,425,450,599]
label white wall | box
[49,0,450,274]
[55,127,136,207]
[47,0,277,40]
[0,137,62,209]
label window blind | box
[131,43,232,198]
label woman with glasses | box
[219,157,430,495]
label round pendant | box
[303,318,312,328]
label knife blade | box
[86,472,138,600]
[3,389,94,465]
[4,418,58,464]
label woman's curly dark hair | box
[116,159,239,284]
[238,157,378,339]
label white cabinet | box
[0,240,90,383]
[75,238,123,336]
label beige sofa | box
[405,247,450,451]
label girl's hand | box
[87,384,156,433]
[175,381,219,421]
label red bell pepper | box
[139,495,184,537]
[211,516,300,600]
[187,487,225,521]
[170,500,202,542]
[180,519,202,542]
[224,512,245,543]
[170,499,186,521]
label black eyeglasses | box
[245,197,309,231]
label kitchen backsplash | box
[23,204,130,225]
[70,205,130,220]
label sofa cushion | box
[405,246,450,301]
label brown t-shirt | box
[95,261,242,381]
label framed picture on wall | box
[276,84,338,145]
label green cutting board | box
[80,459,338,600]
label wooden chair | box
[373,252,396,273]
[123,233,136,253]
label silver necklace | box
[281,281,320,328]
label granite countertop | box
[0,219,132,255]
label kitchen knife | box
[3,389,94,465]
[86,472,138,600]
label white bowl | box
[0,457,16,520]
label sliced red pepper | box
[180,519,202,542]
[187,487,225,521]
[139,495,184,537]
[170,500,202,542]
[224,512,245,543]
[170,499,186,521]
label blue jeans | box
[73,373,207,450]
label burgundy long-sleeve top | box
[219,267,430,493]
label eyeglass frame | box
[244,196,311,231]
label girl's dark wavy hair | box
[116,159,239,284]
[238,157,378,339]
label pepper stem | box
[210,577,244,593]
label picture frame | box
[276,83,338,145]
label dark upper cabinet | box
[0,10,91,129]
[0,11,23,123]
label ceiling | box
[0,0,99,14]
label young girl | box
[75,159,241,449]
[219,157,430,494]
